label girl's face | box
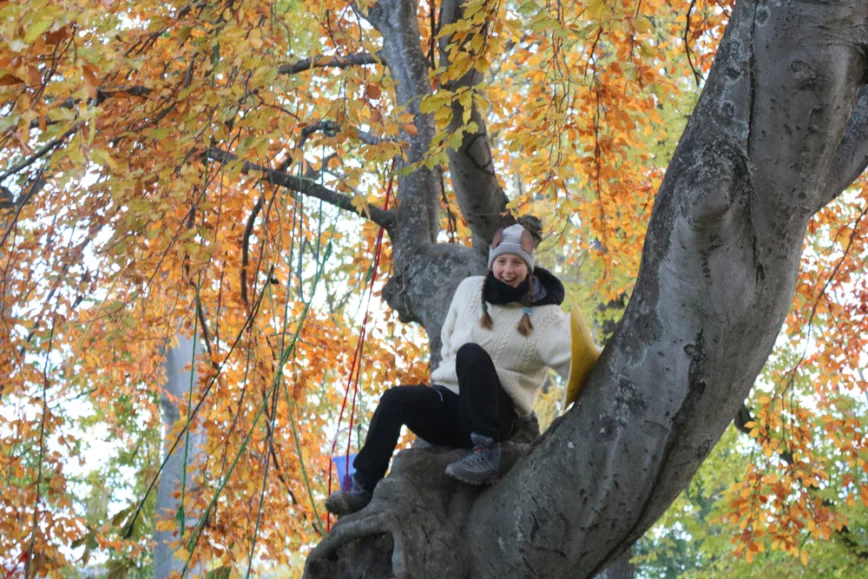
[492,254,529,288]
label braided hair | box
[480,276,494,330]
[517,275,534,336]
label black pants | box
[352,343,517,489]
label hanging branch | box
[277,53,380,76]
[206,147,396,229]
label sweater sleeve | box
[438,279,465,364]
[536,310,572,381]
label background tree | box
[2,0,868,578]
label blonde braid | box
[517,274,534,337]
[480,276,494,330]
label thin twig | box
[0,173,46,250]
[684,0,704,88]
[0,123,80,183]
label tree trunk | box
[305,1,868,578]
[153,334,204,579]
[594,548,636,579]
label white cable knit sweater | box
[430,276,572,416]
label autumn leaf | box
[82,62,99,99]
[365,83,381,99]
[24,15,54,44]
[44,24,71,45]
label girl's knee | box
[457,343,488,365]
[380,386,402,406]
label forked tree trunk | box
[304,1,868,578]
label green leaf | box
[175,504,186,529]
[586,0,608,20]
[25,17,54,44]
[206,567,232,579]
[90,149,118,170]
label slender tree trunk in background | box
[153,334,204,579]
[305,1,868,578]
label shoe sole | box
[444,466,499,486]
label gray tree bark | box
[303,0,868,578]
[594,548,636,579]
[153,334,205,579]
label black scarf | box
[483,271,530,305]
[483,267,565,307]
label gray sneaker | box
[444,434,501,486]
[325,475,372,516]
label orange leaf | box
[365,84,381,99]
[26,66,41,86]
[401,123,419,136]
[82,63,99,99]
[45,25,71,45]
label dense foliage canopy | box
[1,0,866,576]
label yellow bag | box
[565,307,600,407]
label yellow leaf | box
[635,17,653,34]
[90,149,117,170]
[586,0,608,20]
[25,16,54,44]
[350,195,369,218]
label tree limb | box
[438,0,514,251]
[240,196,264,309]
[205,147,396,230]
[368,0,442,252]
[467,2,868,577]
[277,53,380,76]
[816,85,868,211]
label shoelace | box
[466,447,493,466]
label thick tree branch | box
[817,85,868,211]
[277,53,380,76]
[439,0,514,250]
[368,0,442,254]
[205,147,396,230]
[467,2,868,577]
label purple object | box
[332,453,358,492]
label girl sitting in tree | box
[327,224,572,516]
